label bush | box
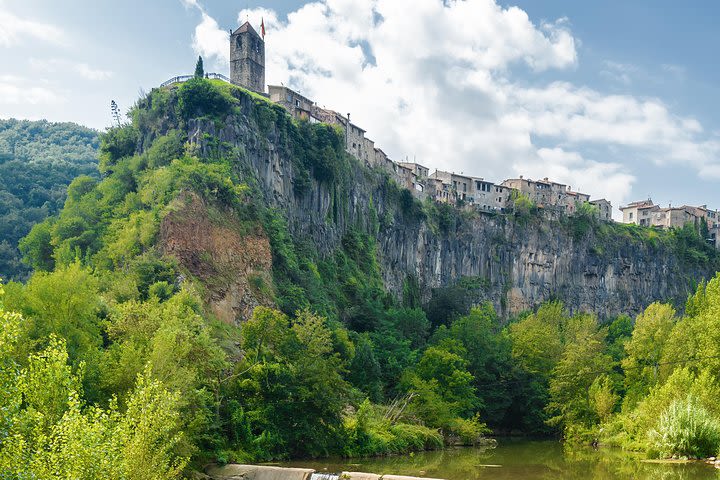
[177,78,232,121]
[648,396,720,459]
[99,124,139,173]
[510,190,535,218]
[343,400,443,457]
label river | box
[276,439,719,479]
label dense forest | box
[1,77,720,478]
[0,119,99,281]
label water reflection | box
[277,439,720,480]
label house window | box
[629,212,634,220]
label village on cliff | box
[168,20,720,249]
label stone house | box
[492,184,512,210]
[398,162,430,179]
[500,176,594,214]
[590,199,613,221]
[501,176,568,208]
[562,190,591,215]
[426,177,456,204]
[620,199,659,226]
[650,206,696,229]
[432,170,472,201]
[268,85,317,121]
[470,178,500,211]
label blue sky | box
[2,0,719,215]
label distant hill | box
[0,118,99,281]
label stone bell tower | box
[230,21,265,93]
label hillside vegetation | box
[0,119,99,281]
[1,77,720,478]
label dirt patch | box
[160,192,273,324]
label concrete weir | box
[205,464,445,480]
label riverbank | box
[269,439,719,480]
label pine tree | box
[194,56,204,78]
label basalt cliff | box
[141,83,717,322]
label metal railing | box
[160,72,235,88]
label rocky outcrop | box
[206,464,313,480]
[160,191,273,323]
[178,97,714,320]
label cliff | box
[143,80,717,322]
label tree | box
[508,301,566,376]
[0,295,188,479]
[589,375,619,423]
[546,314,612,434]
[622,303,676,409]
[194,56,204,78]
[3,263,102,366]
[232,308,350,458]
[404,340,479,431]
[437,303,514,426]
[0,119,98,281]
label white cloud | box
[179,0,231,69]
[29,58,113,81]
[0,75,64,105]
[186,0,720,210]
[75,63,113,81]
[600,61,636,85]
[192,12,229,67]
[0,8,66,47]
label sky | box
[2,0,720,217]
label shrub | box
[510,190,535,218]
[99,124,139,173]
[177,78,232,121]
[648,396,720,459]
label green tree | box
[194,56,205,78]
[404,340,479,432]
[506,302,569,433]
[589,375,619,423]
[436,303,514,426]
[3,263,102,368]
[546,314,613,435]
[231,308,350,458]
[0,119,98,281]
[0,298,188,479]
[622,303,676,409]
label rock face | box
[178,96,714,321]
[160,191,273,323]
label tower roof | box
[233,21,260,37]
